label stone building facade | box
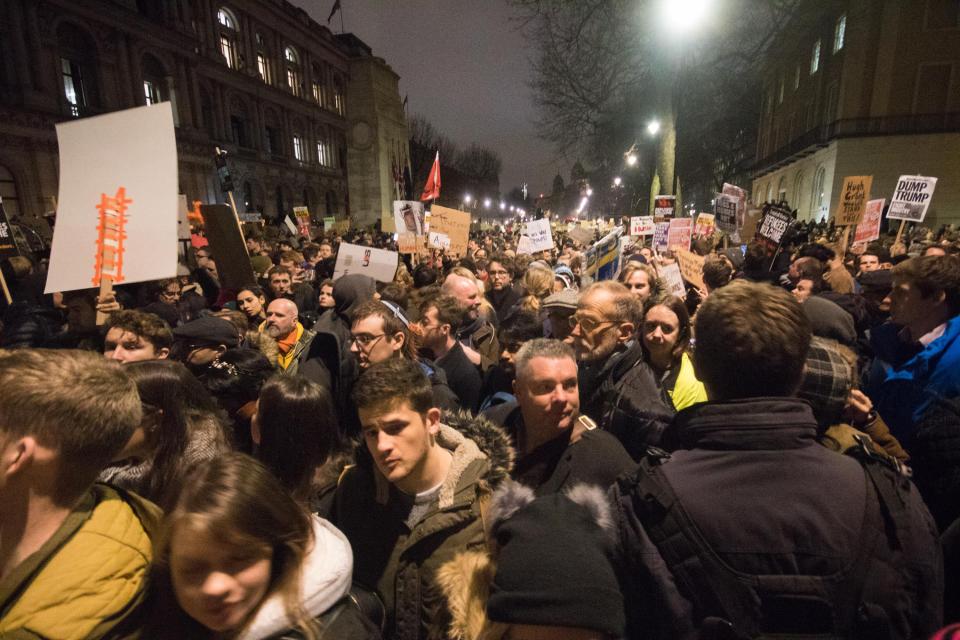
[0,0,351,239]
[752,0,960,226]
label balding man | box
[570,281,673,458]
[260,298,316,376]
[442,272,500,371]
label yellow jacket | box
[0,484,160,640]
[668,352,708,412]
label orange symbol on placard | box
[92,187,132,286]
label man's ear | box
[392,332,406,352]
[215,345,228,357]
[156,348,170,360]
[1,436,37,480]
[617,321,636,343]
[426,408,442,435]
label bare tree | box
[457,144,502,190]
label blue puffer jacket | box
[866,314,960,445]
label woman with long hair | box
[518,265,555,316]
[99,360,231,508]
[237,285,268,323]
[640,295,707,412]
[252,375,341,506]
[150,453,377,639]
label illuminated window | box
[833,14,846,53]
[284,46,302,97]
[293,134,304,162]
[217,7,238,69]
[810,39,821,74]
[257,53,271,83]
[217,7,236,29]
[61,58,86,117]
[312,63,325,106]
[333,75,344,115]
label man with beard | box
[570,281,673,458]
[417,294,482,412]
[441,272,499,371]
[261,298,316,378]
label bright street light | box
[499,201,506,210]
[586,188,593,197]
[660,0,712,34]
[613,176,622,187]
[626,153,638,167]
[483,198,492,209]
[647,119,661,136]
[464,194,472,204]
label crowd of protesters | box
[1,211,960,639]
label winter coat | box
[866,314,960,445]
[485,285,522,326]
[420,360,461,413]
[0,484,160,640]
[331,412,513,640]
[457,318,500,373]
[909,396,960,530]
[612,398,943,640]
[578,341,675,459]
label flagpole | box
[339,3,345,33]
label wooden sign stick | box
[0,269,12,305]
[894,219,907,247]
[96,275,114,326]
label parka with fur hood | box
[331,411,513,640]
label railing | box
[754,112,960,173]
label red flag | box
[420,152,441,201]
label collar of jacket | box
[669,397,819,451]
[372,411,514,509]
[594,340,644,384]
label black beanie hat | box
[486,483,625,637]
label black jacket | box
[612,398,943,639]
[435,342,482,413]
[578,341,674,459]
[485,284,522,326]
[483,401,635,494]
[910,396,960,530]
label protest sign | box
[293,206,311,237]
[659,262,686,298]
[334,242,398,283]
[177,195,192,241]
[630,216,654,236]
[886,175,938,222]
[695,213,715,237]
[334,220,350,233]
[854,198,884,244]
[722,183,747,228]
[397,232,419,254]
[393,200,425,235]
[836,176,872,226]
[569,226,594,246]
[323,216,336,231]
[200,204,256,288]
[0,199,21,260]
[676,249,705,292]
[586,228,623,281]
[283,217,298,236]
[667,218,693,252]
[520,218,555,253]
[428,231,451,251]
[654,196,676,218]
[737,207,763,243]
[427,205,470,256]
[238,212,263,223]
[758,204,792,244]
[653,221,670,252]
[46,103,178,294]
[714,194,738,234]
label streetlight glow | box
[483,198,492,209]
[660,0,712,34]
[499,201,506,210]
[464,194,472,204]
[647,119,661,136]
[626,153,638,167]
[613,176,622,187]
[586,188,593,197]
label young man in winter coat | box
[331,358,512,640]
[611,280,943,639]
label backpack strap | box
[848,434,911,549]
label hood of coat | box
[332,274,377,318]
[238,516,352,640]
[368,410,515,508]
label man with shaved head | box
[261,298,316,376]
[441,272,500,371]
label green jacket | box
[332,412,513,640]
[0,484,161,640]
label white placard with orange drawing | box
[46,103,178,293]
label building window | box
[777,75,784,103]
[766,183,774,203]
[793,64,800,90]
[777,176,787,202]
[333,76,345,115]
[142,54,169,108]
[217,7,238,69]
[312,63,325,106]
[833,14,846,52]
[793,172,805,208]
[242,181,254,212]
[144,80,161,104]
[293,134,304,162]
[266,127,282,155]
[925,0,960,29]
[810,39,821,75]
[811,166,826,217]
[317,132,332,167]
[61,57,86,117]
[285,46,302,97]
[257,53,271,83]
[230,115,247,147]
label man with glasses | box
[349,300,459,411]
[417,293,482,412]
[171,316,241,375]
[570,281,673,458]
[485,255,523,326]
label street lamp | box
[660,0,712,34]
[499,201,506,211]
[586,188,593,197]
[613,176,622,187]
[626,153,638,167]
[464,194,472,204]
[483,198,491,209]
[647,119,661,136]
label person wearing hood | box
[331,358,513,640]
[150,453,378,639]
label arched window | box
[285,46,302,97]
[792,171,805,209]
[216,6,239,69]
[811,166,826,218]
[777,176,787,203]
[0,164,21,219]
[142,54,168,105]
[255,32,272,84]
[57,22,99,117]
[199,86,215,138]
[316,126,332,167]
[766,182,773,203]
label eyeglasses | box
[489,269,510,277]
[569,314,616,333]
[351,333,386,348]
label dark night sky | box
[290,0,564,198]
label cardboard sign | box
[293,206,311,237]
[836,175,872,226]
[714,194,738,234]
[854,198,884,244]
[667,218,693,252]
[46,103,178,293]
[654,195,676,218]
[238,212,263,223]
[397,232,419,254]
[758,204,793,245]
[721,183,747,228]
[653,221,670,252]
[694,213,715,237]
[199,204,256,288]
[428,231,451,251]
[177,195,192,240]
[676,249,705,292]
[393,200,425,235]
[333,242,398,283]
[520,218,554,253]
[0,200,20,259]
[630,216,654,236]
[569,226,594,246]
[659,262,686,298]
[584,228,623,281]
[427,205,470,256]
[887,175,938,222]
[737,207,763,244]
